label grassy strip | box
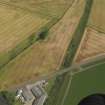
[44,0,93,105]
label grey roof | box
[32,95,47,105]
[22,87,34,102]
[31,85,44,98]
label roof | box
[32,95,47,105]
[22,87,34,102]
[31,85,44,98]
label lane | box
[8,53,105,91]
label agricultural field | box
[0,0,73,68]
[0,0,73,19]
[0,0,85,90]
[88,0,105,32]
[63,62,105,105]
[0,4,48,53]
[44,0,93,105]
[74,27,105,63]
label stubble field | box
[0,0,85,90]
[74,27,105,62]
[0,0,74,69]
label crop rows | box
[75,28,105,62]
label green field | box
[64,62,105,105]
[88,0,105,32]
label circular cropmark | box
[78,94,105,105]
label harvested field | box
[0,0,73,19]
[0,0,74,53]
[74,27,105,63]
[0,4,48,53]
[0,0,85,90]
[88,0,105,32]
[0,0,74,68]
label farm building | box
[16,80,48,105]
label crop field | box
[0,0,84,90]
[63,62,105,105]
[44,0,93,105]
[88,0,105,32]
[0,0,73,19]
[74,27,105,63]
[0,0,74,69]
[0,4,49,53]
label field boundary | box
[44,0,93,104]
[0,0,74,70]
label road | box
[8,52,105,92]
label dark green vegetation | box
[0,91,22,105]
[63,0,93,67]
[64,62,105,105]
[44,0,93,105]
[0,0,74,70]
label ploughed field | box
[74,27,105,62]
[0,0,85,90]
